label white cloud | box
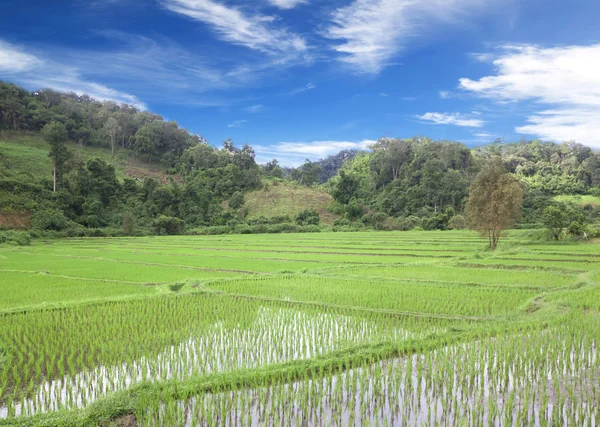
[161,0,307,55]
[439,90,450,99]
[416,112,484,128]
[379,92,389,97]
[288,82,315,95]
[228,119,248,128]
[246,104,263,113]
[515,109,600,145]
[0,39,145,109]
[255,139,374,166]
[267,0,307,9]
[323,0,491,74]
[0,41,41,72]
[474,132,493,138]
[459,43,600,147]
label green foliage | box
[30,208,70,231]
[295,209,320,226]
[152,215,183,235]
[542,204,570,240]
[0,230,31,245]
[122,212,136,236]
[467,157,524,249]
[228,191,245,210]
[448,214,467,230]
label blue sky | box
[1,0,599,165]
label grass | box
[1,230,599,425]
[554,194,600,207]
[0,131,166,182]
[242,180,341,225]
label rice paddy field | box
[0,230,599,426]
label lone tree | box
[542,203,569,240]
[42,121,71,192]
[467,157,523,250]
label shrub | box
[333,218,351,227]
[0,230,31,246]
[400,215,421,231]
[448,214,467,230]
[30,209,69,231]
[295,209,320,226]
[152,215,184,235]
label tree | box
[103,117,120,154]
[542,204,569,240]
[228,191,245,210]
[42,121,71,192]
[332,171,359,205]
[467,157,523,250]
[122,212,136,236]
[297,159,322,187]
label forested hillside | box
[1,80,599,238]
[328,137,600,230]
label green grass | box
[554,194,600,207]
[242,180,341,225]
[1,229,599,425]
[0,131,166,182]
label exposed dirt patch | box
[0,211,31,229]
[108,413,138,427]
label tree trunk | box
[53,163,56,192]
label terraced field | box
[0,230,599,425]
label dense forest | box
[1,81,599,241]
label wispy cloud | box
[459,43,600,147]
[267,0,307,9]
[288,82,315,95]
[0,39,146,109]
[0,40,41,72]
[246,104,264,113]
[323,0,493,74]
[0,33,296,109]
[254,139,374,166]
[228,119,248,128]
[416,112,484,128]
[439,90,450,99]
[161,0,307,55]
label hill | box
[242,181,340,225]
[0,131,169,183]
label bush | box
[0,230,31,246]
[65,224,87,237]
[152,215,184,235]
[299,225,321,233]
[187,226,230,235]
[448,214,467,230]
[30,209,69,231]
[400,215,421,231]
[333,218,352,227]
[588,187,600,197]
[295,209,320,226]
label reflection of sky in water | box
[2,307,424,417]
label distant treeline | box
[1,80,599,241]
